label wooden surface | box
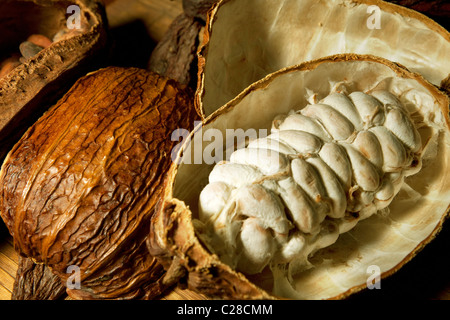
[1,0,450,301]
[0,232,15,300]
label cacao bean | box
[195,0,450,119]
[19,41,44,59]
[320,93,363,131]
[348,92,385,128]
[27,34,52,48]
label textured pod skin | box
[0,66,199,299]
[183,0,219,22]
[196,0,450,118]
[148,13,203,89]
[148,1,219,91]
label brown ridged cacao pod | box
[0,66,200,299]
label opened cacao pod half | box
[0,66,199,299]
[0,0,108,163]
[148,54,450,300]
[196,0,450,118]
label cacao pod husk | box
[12,256,66,300]
[195,0,450,118]
[0,66,200,299]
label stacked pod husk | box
[149,54,450,300]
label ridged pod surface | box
[149,55,450,299]
[0,0,108,163]
[0,66,199,299]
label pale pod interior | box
[199,0,450,117]
[173,57,450,299]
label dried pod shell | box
[387,0,450,28]
[148,13,203,89]
[12,256,66,300]
[148,55,450,300]
[0,66,199,299]
[196,0,450,118]
[0,0,108,164]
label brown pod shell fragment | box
[0,66,200,299]
[12,256,66,300]
[0,0,108,165]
